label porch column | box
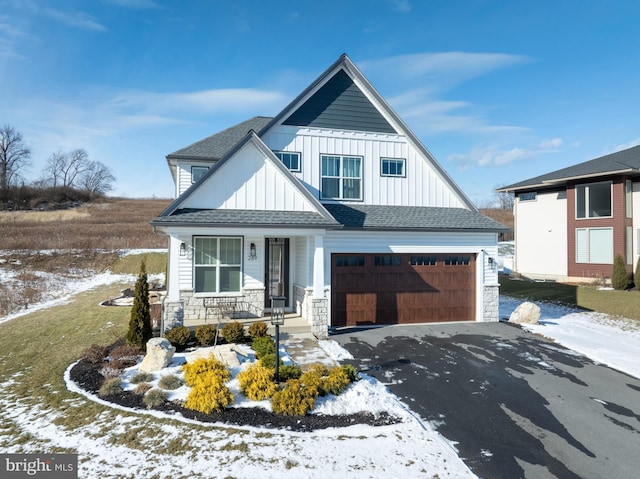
[313,234,325,298]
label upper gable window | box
[381,158,405,177]
[576,181,612,218]
[191,166,208,184]
[274,151,301,172]
[321,155,362,200]
[519,192,537,202]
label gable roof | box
[498,144,640,192]
[258,53,477,211]
[167,116,273,161]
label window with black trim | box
[410,256,437,266]
[519,192,536,201]
[374,255,401,266]
[444,256,470,266]
[191,166,208,183]
[381,158,405,177]
[576,181,612,218]
[335,256,365,267]
[274,151,301,172]
[321,154,362,200]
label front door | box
[265,238,290,308]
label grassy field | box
[500,274,640,320]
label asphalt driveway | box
[332,322,640,479]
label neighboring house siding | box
[263,126,465,208]
[634,182,640,272]
[567,178,632,279]
[514,189,567,279]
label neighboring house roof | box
[167,116,273,161]
[325,204,510,232]
[498,144,640,192]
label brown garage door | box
[331,253,475,327]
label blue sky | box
[1,0,639,205]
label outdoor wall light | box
[250,242,257,260]
[179,242,186,257]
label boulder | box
[509,301,541,325]
[138,338,176,372]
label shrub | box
[126,259,152,350]
[322,366,351,396]
[341,364,360,383]
[194,324,217,346]
[248,321,268,339]
[221,321,245,344]
[143,388,167,409]
[184,371,234,413]
[270,379,318,416]
[130,371,154,384]
[259,353,283,370]
[252,336,275,359]
[182,354,230,387]
[164,326,192,348]
[279,364,302,381]
[109,344,142,369]
[81,344,108,364]
[133,382,152,395]
[99,377,123,397]
[612,254,628,290]
[237,364,278,401]
[158,374,183,390]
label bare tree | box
[79,160,115,196]
[0,125,31,199]
[43,150,66,187]
[43,148,89,188]
[496,190,515,210]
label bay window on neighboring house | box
[321,154,362,200]
[194,237,242,293]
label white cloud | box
[449,140,560,169]
[614,137,640,151]
[539,138,563,149]
[43,8,108,32]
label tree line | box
[0,124,115,209]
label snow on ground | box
[500,295,640,379]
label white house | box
[498,145,640,283]
[151,54,508,338]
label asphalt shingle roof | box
[167,116,273,160]
[500,144,640,191]
[151,208,339,228]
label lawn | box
[499,274,640,321]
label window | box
[576,181,612,218]
[374,255,401,266]
[335,255,365,267]
[519,192,537,202]
[321,155,362,200]
[410,256,436,266]
[274,151,301,172]
[191,166,208,183]
[194,237,242,293]
[626,180,633,218]
[576,228,613,264]
[381,158,405,177]
[445,256,470,266]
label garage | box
[331,253,476,327]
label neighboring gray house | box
[151,53,508,338]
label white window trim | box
[320,154,363,201]
[191,166,208,184]
[193,236,243,294]
[380,157,406,178]
[575,227,613,264]
[575,181,613,219]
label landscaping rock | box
[509,301,541,325]
[138,338,175,372]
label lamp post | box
[270,296,286,383]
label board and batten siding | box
[262,125,465,208]
[514,189,568,279]
[176,162,214,196]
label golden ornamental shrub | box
[182,354,230,387]
[271,379,319,416]
[184,371,234,414]
[322,366,350,396]
[237,364,277,401]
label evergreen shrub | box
[278,364,302,381]
[341,364,360,383]
[252,336,275,358]
[248,321,268,339]
[237,363,278,401]
[184,371,234,413]
[221,321,245,343]
[182,354,230,387]
[270,379,319,416]
[195,324,217,346]
[612,254,628,290]
[126,259,152,350]
[259,353,283,370]
[164,326,192,348]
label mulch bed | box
[69,358,400,432]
